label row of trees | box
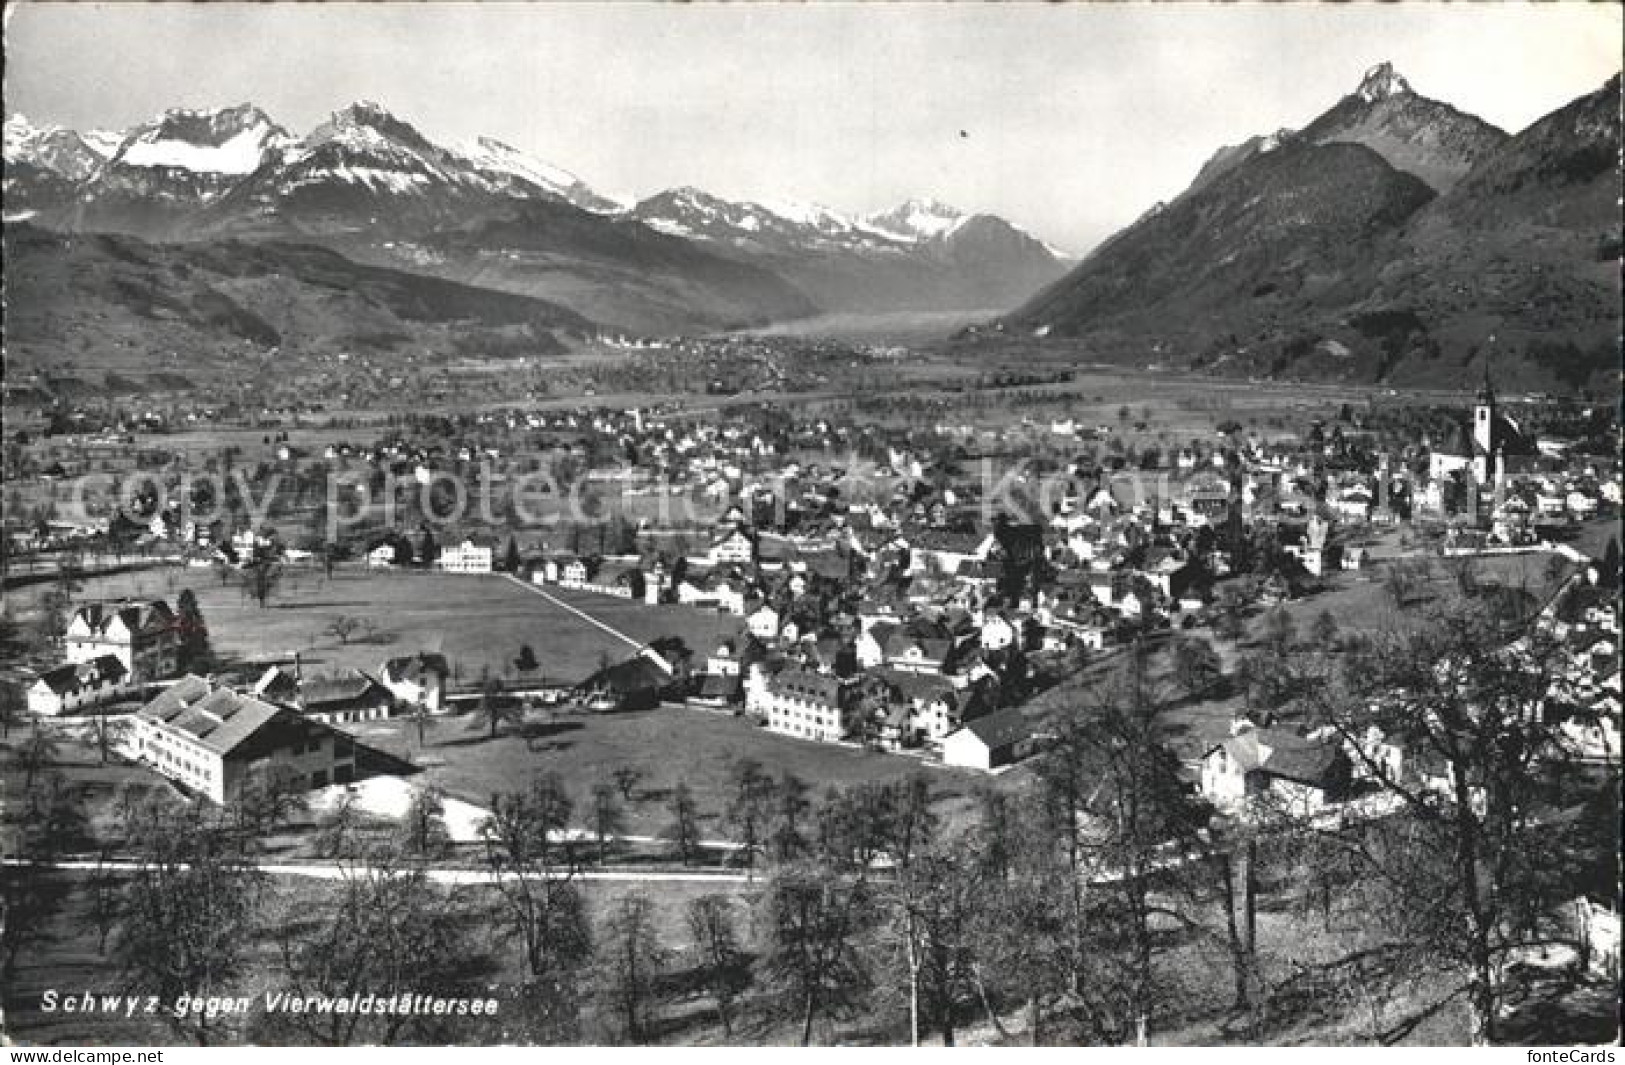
[6,586,1610,1046]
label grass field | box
[7,568,747,686]
[350,701,1006,837]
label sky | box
[4,1,1620,254]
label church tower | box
[1472,363,1496,458]
[1471,361,1498,487]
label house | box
[854,622,897,670]
[941,710,1034,771]
[747,603,782,642]
[706,641,742,677]
[293,670,395,725]
[750,667,856,743]
[437,539,493,574]
[65,600,179,683]
[124,676,356,803]
[27,656,132,716]
[686,672,744,710]
[367,543,397,568]
[576,650,674,711]
[979,613,1018,652]
[379,652,450,714]
[708,528,756,566]
[1199,723,1352,817]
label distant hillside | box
[1,222,595,382]
[1000,66,1622,394]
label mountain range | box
[1002,63,1622,393]
[3,103,1069,335]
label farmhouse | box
[125,676,356,803]
[380,652,450,714]
[65,600,179,683]
[751,667,857,742]
[941,709,1034,771]
[27,655,132,716]
[1199,723,1352,817]
[438,539,494,574]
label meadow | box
[7,566,747,686]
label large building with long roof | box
[126,675,355,803]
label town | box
[3,3,1620,1050]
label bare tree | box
[598,893,668,1044]
[1306,601,1586,1045]
[758,862,875,1045]
[686,894,749,1038]
[591,783,626,865]
[664,781,702,866]
[327,615,362,645]
[611,765,644,803]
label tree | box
[1171,636,1222,699]
[17,720,62,792]
[472,676,521,740]
[481,780,593,1029]
[892,850,982,1046]
[315,790,365,859]
[590,783,626,865]
[514,643,541,678]
[769,770,812,863]
[409,698,437,749]
[1310,609,1340,650]
[113,802,265,1044]
[269,855,490,1044]
[327,615,363,645]
[1307,602,1581,1045]
[398,786,451,859]
[664,781,702,866]
[598,893,668,1044]
[1034,645,1208,1044]
[686,894,749,1038]
[724,757,777,873]
[0,680,25,740]
[174,588,212,672]
[1261,604,1296,657]
[241,558,282,609]
[92,711,132,766]
[758,863,875,1045]
[503,536,523,574]
[611,765,644,804]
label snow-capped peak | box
[865,198,968,242]
[455,135,627,213]
[1356,62,1412,104]
[4,113,115,180]
[114,103,295,175]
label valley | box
[2,8,1621,1050]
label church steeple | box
[1472,355,1496,459]
[1476,358,1497,407]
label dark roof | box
[958,709,1032,750]
[300,669,388,708]
[36,655,127,695]
[768,668,848,707]
[1207,727,1344,787]
[138,677,298,758]
[382,652,450,687]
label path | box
[2,856,751,886]
[498,573,642,652]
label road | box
[2,856,753,886]
[498,572,644,652]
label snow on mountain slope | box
[4,114,107,180]
[111,104,296,175]
[865,198,970,242]
[455,135,627,213]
